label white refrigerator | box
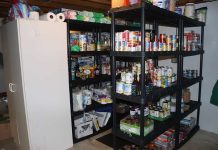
[1,19,73,150]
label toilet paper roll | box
[39,12,56,22]
[29,11,39,20]
[56,13,65,22]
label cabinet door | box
[18,19,73,150]
[1,24,19,145]
[2,20,30,150]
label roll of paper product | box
[56,13,65,22]
[39,12,56,21]
[29,11,39,20]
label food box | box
[120,115,154,136]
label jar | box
[184,3,195,19]
[183,88,191,103]
[130,108,136,116]
[125,71,133,84]
[154,108,159,117]
[149,107,154,116]
[163,101,168,111]
[159,109,164,118]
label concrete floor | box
[0,129,218,150]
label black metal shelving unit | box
[66,19,114,143]
[110,2,204,150]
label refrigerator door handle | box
[9,83,16,93]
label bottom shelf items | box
[115,100,200,148]
[73,115,112,143]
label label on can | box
[116,82,124,94]
[125,72,133,84]
[124,83,132,95]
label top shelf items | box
[110,2,205,27]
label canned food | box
[146,42,150,51]
[153,42,157,51]
[79,34,87,51]
[123,83,132,95]
[125,72,133,84]
[116,81,124,94]
[159,42,163,51]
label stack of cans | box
[183,69,198,79]
[184,31,201,51]
[115,30,178,52]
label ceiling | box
[0,0,215,18]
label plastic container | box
[184,3,195,19]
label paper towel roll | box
[56,13,65,22]
[39,12,56,21]
[29,11,39,20]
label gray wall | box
[159,1,218,134]
[0,18,5,93]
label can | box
[153,42,157,51]
[123,83,132,95]
[167,67,173,77]
[184,35,188,51]
[172,73,177,82]
[116,81,124,94]
[168,77,172,86]
[167,43,172,51]
[157,79,161,87]
[150,42,153,51]
[163,43,167,51]
[145,32,150,42]
[125,72,133,84]
[79,34,87,51]
[86,32,95,51]
[146,42,150,51]
[121,71,126,82]
[159,42,163,51]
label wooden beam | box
[53,0,110,10]
[27,0,108,12]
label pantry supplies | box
[183,69,198,79]
[120,115,154,136]
[154,129,175,150]
[195,7,207,23]
[115,30,178,52]
[184,3,195,19]
[182,89,191,103]
[184,31,201,51]
[148,96,172,121]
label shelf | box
[73,101,113,117]
[66,19,140,32]
[71,75,111,88]
[181,50,204,57]
[73,118,112,143]
[111,51,179,58]
[110,2,205,27]
[115,100,200,147]
[71,51,110,57]
[115,115,179,146]
[177,125,200,149]
[182,77,203,89]
[115,83,178,104]
[180,100,201,119]
[115,93,142,104]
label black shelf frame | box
[111,2,204,150]
[66,19,113,144]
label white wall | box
[159,1,218,134]
[0,18,5,93]
[196,1,218,134]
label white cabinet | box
[1,19,73,150]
